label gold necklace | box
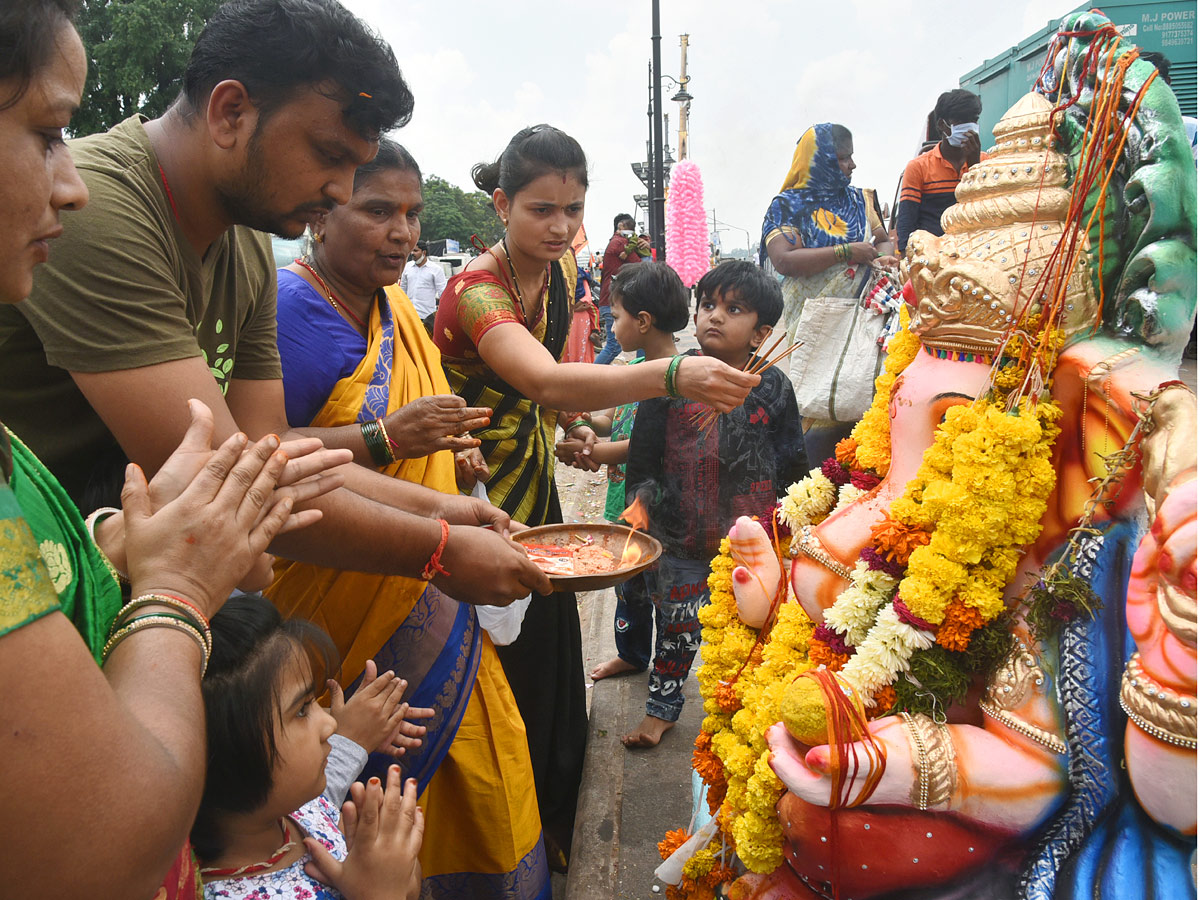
[500,237,548,323]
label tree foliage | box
[420,175,503,247]
[73,0,221,137]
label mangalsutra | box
[294,258,368,330]
[500,237,548,324]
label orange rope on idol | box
[992,21,1156,409]
[792,667,886,900]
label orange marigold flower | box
[658,828,691,860]
[870,514,931,566]
[935,598,984,652]
[871,684,897,715]
[715,681,741,714]
[835,437,859,467]
[692,743,725,785]
[808,638,848,671]
[706,776,727,814]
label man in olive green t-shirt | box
[0,0,550,606]
[0,115,280,503]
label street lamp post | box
[645,62,655,243]
[651,0,665,260]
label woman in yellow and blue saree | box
[268,141,550,900]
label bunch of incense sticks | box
[688,331,803,434]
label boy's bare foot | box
[589,657,641,681]
[621,715,675,748]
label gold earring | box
[313,233,324,244]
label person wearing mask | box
[895,89,984,254]
[400,239,446,329]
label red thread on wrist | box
[421,519,451,581]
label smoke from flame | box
[619,497,649,566]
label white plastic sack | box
[653,818,720,886]
[787,295,890,422]
[469,480,532,646]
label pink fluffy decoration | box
[664,160,710,288]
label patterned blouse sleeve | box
[0,484,61,639]
[457,282,523,348]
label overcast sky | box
[342,0,1082,256]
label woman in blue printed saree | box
[433,125,761,871]
[267,141,552,900]
[759,122,896,465]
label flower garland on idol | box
[781,314,1065,713]
[667,315,921,880]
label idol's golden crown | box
[902,93,1096,357]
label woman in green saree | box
[0,4,346,897]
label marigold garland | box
[824,396,1061,701]
[688,537,814,875]
[849,306,920,473]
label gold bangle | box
[790,526,853,581]
[1119,652,1197,750]
[114,594,212,653]
[979,702,1069,754]
[102,616,209,675]
[900,712,930,810]
[900,712,958,811]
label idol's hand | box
[766,719,912,809]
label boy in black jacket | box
[618,262,806,747]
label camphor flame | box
[619,497,650,567]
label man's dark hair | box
[611,261,689,333]
[416,239,428,252]
[0,0,79,111]
[354,137,420,190]
[182,0,413,140]
[190,593,338,863]
[472,124,588,197]
[932,88,982,126]
[1139,51,1171,85]
[614,213,635,232]
[695,260,783,327]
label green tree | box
[73,0,221,137]
[419,175,502,248]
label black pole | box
[651,0,665,260]
[645,61,655,246]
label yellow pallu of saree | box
[267,285,549,900]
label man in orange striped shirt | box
[895,89,984,253]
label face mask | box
[619,229,634,238]
[946,121,979,147]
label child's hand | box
[377,704,436,759]
[555,437,587,465]
[305,765,424,900]
[329,661,409,752]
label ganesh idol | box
[672,12,1197,900]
